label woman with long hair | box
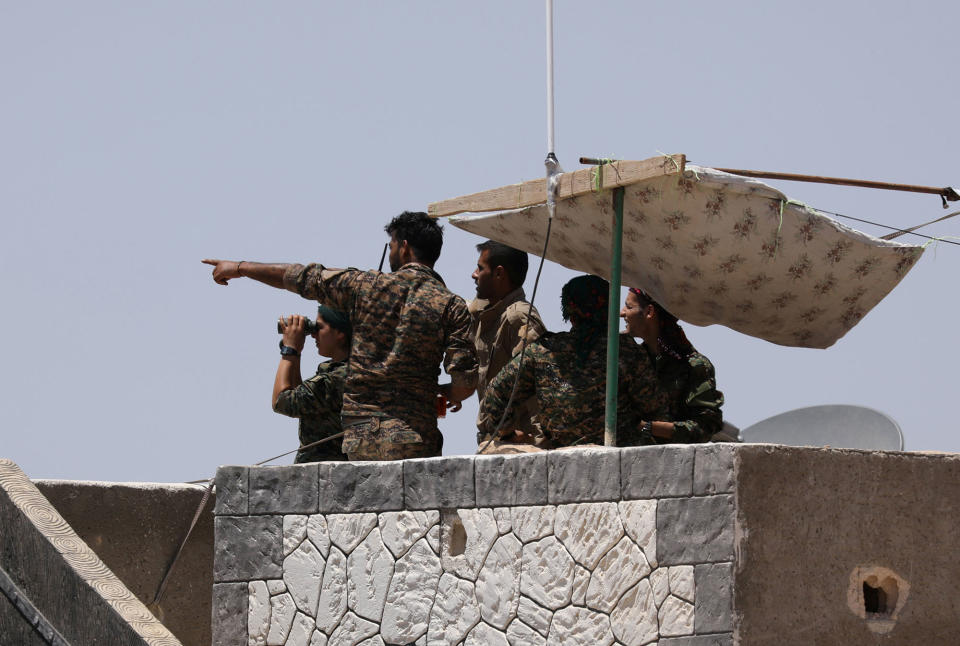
[620,288,724,443]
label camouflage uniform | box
[642,344,724,443]
[284,262,478,460]
[273,359,348,463]
[478,332,667,447]
[469,288,546,444]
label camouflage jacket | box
[273,359,348,463]
[642,344,724,443]
[469,288,546,437]
[477,332,667,447]
[284,262,478,435]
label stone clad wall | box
[212,445,736,646]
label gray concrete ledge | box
[214,465,248,515]
[475,452,548,507]
[659,634,734,646]
[693,444,737,495]
[404,455,475,510]
[548,447,621,504]
[319,461,404,513]
[249,464,319,514]
[215,444,742,515]
[621,444,695,499]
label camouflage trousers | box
[341,415,442,461]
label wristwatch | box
[642,420,653,435]
[279,340,300,357]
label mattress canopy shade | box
[430,154,928,444]
[433,155,925,350]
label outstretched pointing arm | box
[202,259,291,289]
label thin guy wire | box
[476,0,558,453]
[819,208,960,246]
[185,432,345,484]
[477,215,554,453]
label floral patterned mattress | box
[449,166,923,348]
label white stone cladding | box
[242,500,710,645]
[213,446,736,646]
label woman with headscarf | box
[477,275,667,448]
[273,305,352,462]
[620,288,724,443]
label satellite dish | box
[739,405,903,451]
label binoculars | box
[277,317,319,335]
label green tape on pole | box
[605,186,625,446]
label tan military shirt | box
[469,288,546,439]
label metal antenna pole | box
[545,0,556,160]
[544,0,561,200]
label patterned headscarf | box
[561,275,609,361]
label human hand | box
[279,314,308,352]
[202,259,242,285]
[437,383,464,412]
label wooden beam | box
[428,154,686,218]
[714,167,959,202]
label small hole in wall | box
[847,566,908,633]
[863,582,885,614]
[448,516,467,556]
[863,575,898,617]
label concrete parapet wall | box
[212,446,736,645]
[34,479,215,646]
[735,445,960,642]
[0,459,183,646]
[213,445,960,645]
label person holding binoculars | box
[273,306,352,463]
[204,211,478,461]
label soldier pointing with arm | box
[203,211,478,461]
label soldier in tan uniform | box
[203,211,478,461]
[468,241,547,449]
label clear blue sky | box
[2,2,957,482]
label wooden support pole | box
[428,155,686,218]
[714,168,958,206]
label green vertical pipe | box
[605,186,625,446]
